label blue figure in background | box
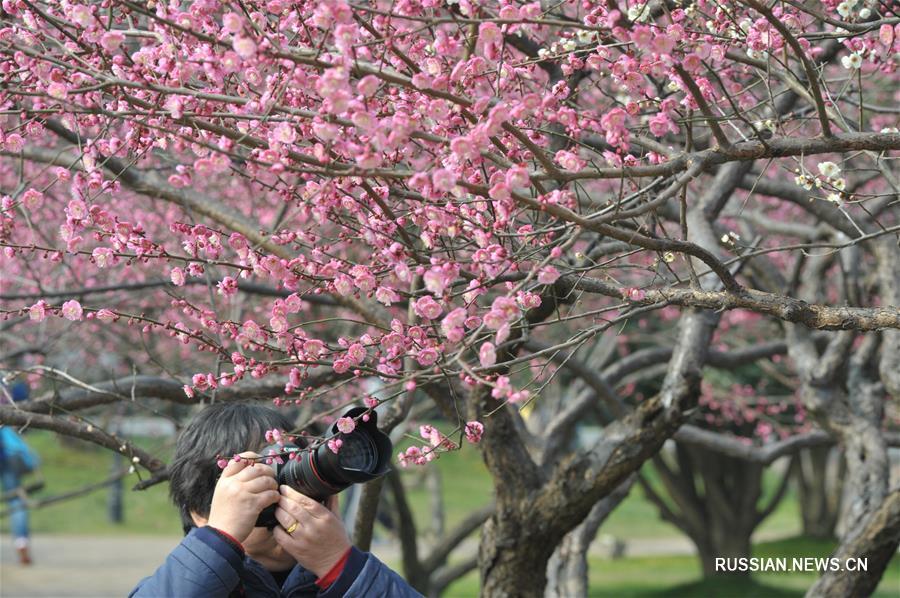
[1,380,39,565]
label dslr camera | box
[255,407,392,528]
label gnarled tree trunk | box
[796,446,843,539]
[544,477,633,598]
[641,442,793,577]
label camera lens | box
[337,432,377,471]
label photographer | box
[130,402,421,597]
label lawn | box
[4,430,898,597]
[1,430,182,535]
[443,537,900,597]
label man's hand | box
[206,452,280,544]
[272,487,352,578]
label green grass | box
[1,430,181,535]
[398,441,494,532]
[442,537,900,597]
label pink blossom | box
[600,108,630,148]
[555,151,584,171]
[479,22,502,44]
[91,247,115,268]
[505,167,530,189]
[375,286,400,306]
[336,417,356,434]
[495,322,511,345]
[517,292,542,310]
[414,296,443,320]
[347,342,366,364]
[333,274,354,296]
[416,347,440,366]
[233,37,257,59]
[442,308,467,331]
[479,342,497,367]
[222,12,243,33]
[21,189,42,210]
[489,182,511,201]
[483,310,507,330]
[491,375,511,399]
[3,134,24,153]
[332,359,350,374]
[879,24,895,48]
[270,314,288,333]
[682,53,703,73]
[217,277,238,297]
[398,446,428,467]
[508,390,531,404]
[100,31,125,52]
[328,438,344,454]
[537,266,560,285]
[304,339,326,357]
[450,137,474,159]
[61,299,83,321]
[357,75,379,96]
[170,267,186,286]
[29,300,48,322]
[47,83,68,100]
[464,421,484,444]
[424,266,453,295]
[96,309,117,323]
[272,122,297,145]
[432,169,456,192]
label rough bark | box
[807,490,900,597]
[795,446,843,540]
[545,477,634,598]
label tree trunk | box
[643,442,790,579]
[807,489,900,597]
[692,447,760,578]
[479,506,560,598]
[695,529,753,577]
[796,446,842,539]
[545,477,633,598]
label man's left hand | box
[272,487,351,578]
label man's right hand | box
[206,451,280,544]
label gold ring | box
[285,521,298,534]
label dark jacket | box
[129,527,423,598]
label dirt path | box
[0,533,708,597]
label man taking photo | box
[130,402,421,597]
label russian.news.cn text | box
[715,558,868,574]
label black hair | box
[168,401,294,534]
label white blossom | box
[817,161,841,178]
[841,52,862,69]
[628,4,650,22]
[576,30,595,44]
[795,174,814,190]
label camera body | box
[255,407,392,528]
